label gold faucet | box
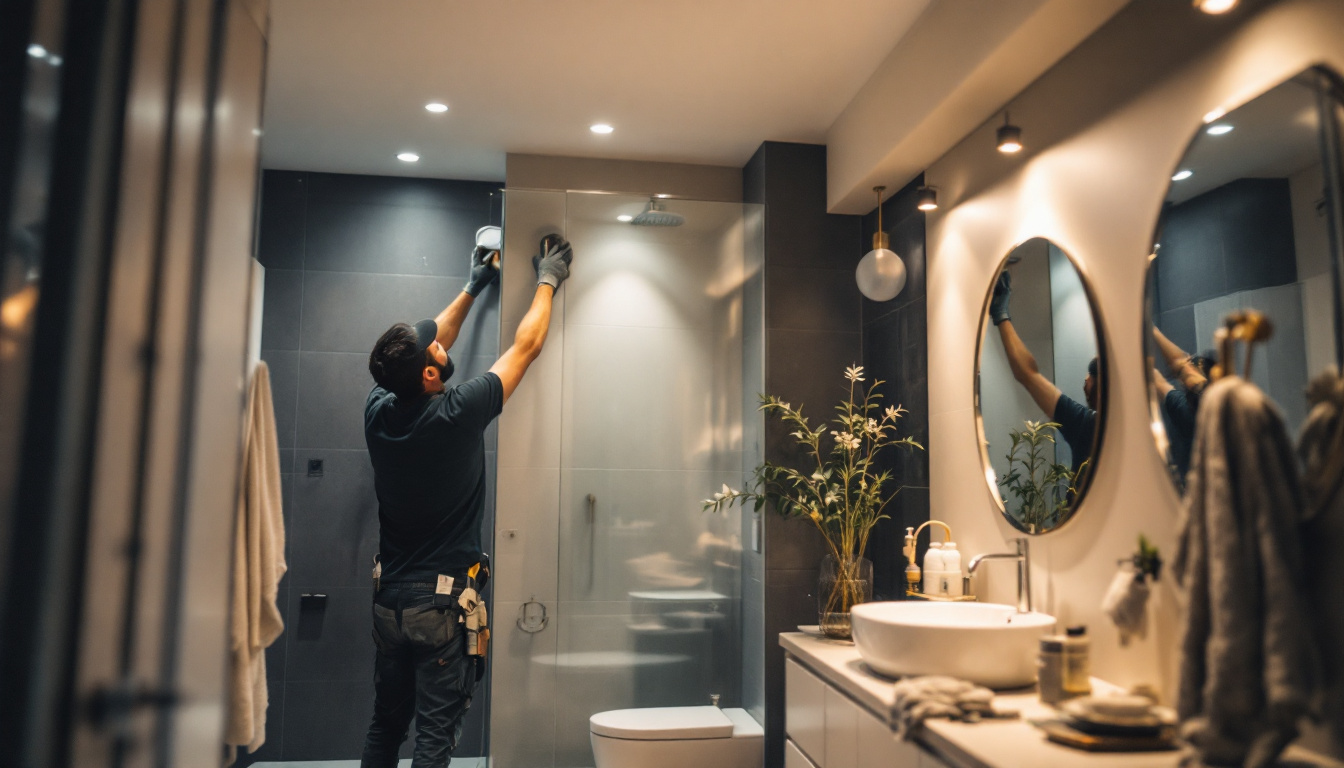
[904,520,977,602]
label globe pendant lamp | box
[856,186,906,302]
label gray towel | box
[891,676,995,740]
[1299,368,1344,756]
[1174,377,1319,768]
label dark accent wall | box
[860,177,931,602]
[738,143,855,768]
[1155,177,1297,352]
[244,170,501,763]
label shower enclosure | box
[491,190,764,767]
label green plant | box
[997,420,1084,533]
[703,365,922,632]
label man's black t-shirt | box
[1163,387,1200,482]
[1052,393,1097,477]
[364,372,504,583]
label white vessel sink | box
[849,601,1056,689]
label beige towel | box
[225,362,288,752]
[1174,376,1318,768]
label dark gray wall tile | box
[763,568,819,768]
[765,515,829,572]
[258,171,306,270]
[295,352,374,450]
[1219,178,1296,293]
[261,269,303,350]
[306,172,497,211]
[304,201,489,277]
[766,267,861,332]
[262,349,299,451]
[300,271,481,354]
[266,583,289,682]
[1158,305,1198,357]
[1156,194,1227,311]
[285,586,376,682]
[281,679,375,760]
[289,449,378,591]
[764,329,862,467]
[234,683,284,766]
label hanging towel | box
[1299,368,1344,754]
[225,362,288,753]
[1174,376,1319,768]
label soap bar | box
[1083,695,1153,718]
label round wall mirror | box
[975,238,1107,534]
[1146,68,1344,492]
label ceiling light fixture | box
[425,102,448,113]
[1193,0,1238,14]
[590,123,614,134]
[1205,124,1233,136]
[397,152,420,162]
[1203,107,1227,124]
[26,44,47,58]
[617,214,633,222]
[996,112,1023,153]
[1172,169,1193,181]
[855,186,907,302]
[917,186,938,211]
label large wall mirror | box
[1146,68,1344,491]
[976,238,1107,534]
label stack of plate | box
[1032,695,1179,752]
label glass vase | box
[817,553,873,639]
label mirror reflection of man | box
[1149,326,1213,483]
[360,236,573,766]
[988,271,1097,476]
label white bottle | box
[923,543,946,594]
[942,542,964,597]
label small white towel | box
[891,676,995,740]
[1101,565,1149,647]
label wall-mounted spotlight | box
[917,186,938,211]
[996,113,1023,153]
[1193,0,1238,14]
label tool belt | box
[372,555,490,663]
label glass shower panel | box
[551,192,751,767]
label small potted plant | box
[997,420,1085,533]
[704,365,922,638]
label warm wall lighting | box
[1172,169,1193,181]
[855,186,907,302]
[425,102,448,113]
[397,152,420,162]
[1194,0,1238,14]
[1205,124,1233,136]
[590,123,614,134]
[1203,107,1227,124]
[996,113,1023,153]
[917,186,938,211]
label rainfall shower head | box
[630,197,685,227]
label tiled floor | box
[252,760,487,768]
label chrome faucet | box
[967,538,1032,613]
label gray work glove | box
[989,271,1012,325]
[533,236,573,289]
[464,245,500,297]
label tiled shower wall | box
[246,170,501,763]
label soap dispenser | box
[923,542,946,595]
[942,542,963,597]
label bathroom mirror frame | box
[973,238,1111,535]
[1142,65,1344,492]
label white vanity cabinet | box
[784,656,934,768]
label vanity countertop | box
[780,632,1342,768]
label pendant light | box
[855,186,907,302]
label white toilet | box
[590,706,763,768]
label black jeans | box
[361,585,476,768]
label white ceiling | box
[260,0,934,181]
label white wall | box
[923,0,1344,708]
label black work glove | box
[464,245,500,296]
[989,271,1012,326]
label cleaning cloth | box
[891,676,995,740]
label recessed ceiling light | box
[1203,107,1227,124]
[590,123,614,134]
[1206,124,1233,136]
[617,214,634,222]
[26,44,47,58]
[425,102,448,113]
[1193,0,1237,14]
[655,193,671,198]
[1172,169,1193,181]
[397,152,420,162]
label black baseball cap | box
[413,318,438,353]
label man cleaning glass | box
[360,234,573,767]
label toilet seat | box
[590,706,733,740]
